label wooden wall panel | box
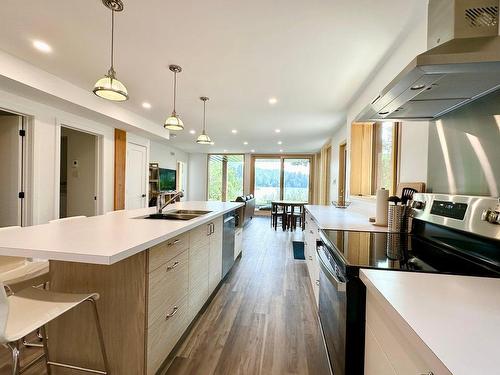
[114,129,127,210]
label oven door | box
[317,243,347,375]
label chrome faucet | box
[157,191,184,214]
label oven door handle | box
[317,246,346,292]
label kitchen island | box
[360,269,500,375]
[0,201,244,375]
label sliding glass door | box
[252,155,313,210]
[253,158,281,208]
[283,158,310,202]
[207,154,244,201]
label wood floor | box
[163,217,330,375]
[0,217,330,375]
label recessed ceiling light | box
[268,97,278,105]
[142,102,151,109]
[223,149,228,153]
[231,129,238,134]
[243,141,248,145]
[33,40,52,53]
[275,129,281,133]
[277,141,282,145]
[251,149,255,153]
[280,149,283,153]
[189,129,196,134]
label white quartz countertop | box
[0,201,243,265]
[305,204,389,232]
[360,269,500,375]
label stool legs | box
[7,342,20,375]
[40,325,52,375]
[90,298,110,374]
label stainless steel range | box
[317,193,500,375]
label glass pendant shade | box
[164,112,184,130]
[196,132,213,145]
[93,70,128,101]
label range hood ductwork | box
[356,0,500,122]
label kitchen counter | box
[360,269,500,375]
[0,201,243,265]
[305,204,389,232]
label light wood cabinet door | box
[149,232,189,272]
[188,239,209,320]
[234,227,243,260]
[208,217,223,294]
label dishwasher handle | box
[317,245,346,292]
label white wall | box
[187,153,207,201]
[329,7,429,201]
[0,88,115,224]
[0,115,21,227]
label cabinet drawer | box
[147,295,189,375]
[148,250,188,327]
[149,233,189,272]
[366,289,451,375]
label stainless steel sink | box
[143,210,211,221]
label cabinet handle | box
[419,373,434,375]
[309,230,314,234]
[207,224,212,236]
[315,280,320,286]
[308,255,313,260]
[165,306,179,320]
[166,261,179,271]
[168,239,180,247]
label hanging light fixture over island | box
[164,64,184,131]
[93,0,128,101]
[196,96,213,145]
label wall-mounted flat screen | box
[159,168,176,192]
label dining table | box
[271,200,307,231]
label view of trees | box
[208,155,244,202]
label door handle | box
[141,194,146,198]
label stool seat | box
[0,260,49,288]
[2,287,99,343]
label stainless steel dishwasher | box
[222,211,236,278]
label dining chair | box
[0,283,109,375]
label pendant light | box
[164,65,184,130]
[93,0,128,101]
[196,97,213,145]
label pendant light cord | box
[202,100,206,132]
[109,10,115,76]
[173,71,177,114]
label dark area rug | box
[292,241,305,260]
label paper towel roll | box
[374,188,389,226]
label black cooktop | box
[320,222,500,278]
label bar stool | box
[0,284,109,375]
[0,226,51,350]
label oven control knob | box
[411,200,425,210]
[481,209,500,224]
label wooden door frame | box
[338,142,347,202]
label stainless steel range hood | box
[356,0,500,122]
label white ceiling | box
[0,0,425,153]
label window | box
[253,158,281,208]
[207,154,244,202]
[251,155,313,209]
[350,122,399,196]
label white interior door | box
[126,142,147,209]
[0,115,22,227]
